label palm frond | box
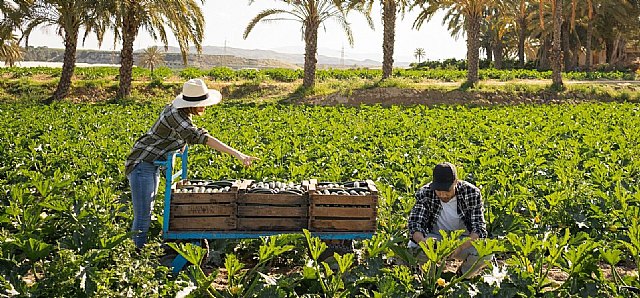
[244,9,291,39]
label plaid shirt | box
[408,180,488,239]
[125,104,209,175]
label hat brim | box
[172,90,222,109]
[430,182,453,191]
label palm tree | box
[16,0,108,102]
[590,0,635,66]
[413,0,492,86]
[353,0,410,79]
[512,0,531,68]
[414,47,425,63]
[244,0,353,88]
[140,46,165,76]
[484,1,526,69]
[108,0,205,99]
[537,0,563,89]
[0,23,23,67]
[582,0,596,71]
[0,40,23,67]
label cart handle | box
[154,146,188,235]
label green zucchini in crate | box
[169,180,240,231]
[237,180,309,231]
[309,180,378,232]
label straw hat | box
[172,78,222,108]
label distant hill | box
[21,45,387,69]
[22,46,300,69]
[161,45,383,68]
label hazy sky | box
[26,0,467,63]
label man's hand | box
[412,231,427,244]
[449,233,480,259]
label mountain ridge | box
[160,45,387,68]
[23,45,395,69]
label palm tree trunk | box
[303,18,319,88]
[551,0,564,89]
[562,23,571,71]
[585,20,592,71]
[518,18,526,68]
[494,37,504,69]
[571,32,581,70]
[118,8,139,99]
[609,34,623,66]
[605,38,614,64]
[49,26,79,103]
[465,15,481,86]
[381,0,396,80]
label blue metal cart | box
[155,147,375,273]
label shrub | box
[179,67,205,80]
[262,68,301,82]
[75,67,119,80]
[131,67,151,80]
[237,68,263,81]
[152,67,174,80]
[208,67,236,81]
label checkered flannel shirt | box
[408,180,488,239]
[125,104,209,175]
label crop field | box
[1,102,639,297]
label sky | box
[25,0,467,64]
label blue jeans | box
[128,161,160,249]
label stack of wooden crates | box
[168,179,378,233]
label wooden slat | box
[310,194,377,206]
[238,218,307,230]
[238,194,307,205]
[310,219,376,232]
[172,193,235,204]
[237,206,307,217]
[171,204,235,217]
[169,217,236,231]
[310,206,374,218]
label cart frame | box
[154,146,374,272]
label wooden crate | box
[168,180,240,231]
[309,180,378,232]
[236,180,309,231]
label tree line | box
[1,0,638,102]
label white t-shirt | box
[434,196,466,232]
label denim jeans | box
[128,161,160,249]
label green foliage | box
[74,67,120,80]
[179,67,206,80]
[236,68,264,82]
[1,102,639,296]
[1,66,637,85]
[151,67,173,80]
[208,67,236,81]
[262,68,302,82]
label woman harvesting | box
[125,78,258,249]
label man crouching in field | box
[408,162,492,277]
